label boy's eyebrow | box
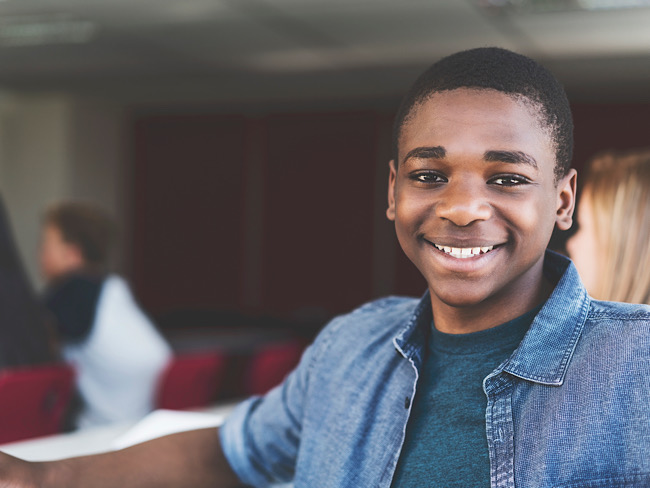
[402,146,446,165]
[484,150,538,169]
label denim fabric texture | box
[220,251,650,488]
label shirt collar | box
[393,290,431,371]
[394,250,590,386]
[503,251,590,385]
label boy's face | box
[387,88,576,322]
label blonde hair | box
[583,149,650,304]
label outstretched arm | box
[0,428,244,488]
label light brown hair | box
[583,149,650,304]
[44,201,116,272]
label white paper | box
[111,409,224,450]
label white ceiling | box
[1,0,650,106]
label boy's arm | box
[0,428,244,488]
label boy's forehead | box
[398,89,553,157]
[407,88,544,126]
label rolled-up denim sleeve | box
[219,340,318,487]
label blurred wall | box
[0,92,127,288]
[130,110,420,322]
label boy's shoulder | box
[581,298,650,350]
[313,295,423,348]
[338,295,421,325]
[587,298,650,321]
[350,295,422,316]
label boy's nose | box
[435,182,492,227]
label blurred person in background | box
[40,200,172,429]
[566,149,650,305]
[0,194,58,369]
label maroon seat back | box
[245,340,306,396]
[156,352,227,410]
[0,363,75,444]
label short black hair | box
[393,47,573,181]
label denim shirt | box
[221,252,650,487]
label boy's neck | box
[430,276,554,335]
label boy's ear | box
[386,160,397,221]
[555,168,577,231]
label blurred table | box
[0,402,238,461]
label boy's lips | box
[433,243,494,259]
[425,239,506,260]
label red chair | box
[245,340,306,396]
[0,363,75,445]
[156,352,227,410]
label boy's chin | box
[434,293,491,310]
[428,283,502,311]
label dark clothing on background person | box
[0,196,58,369]
[43,273,103,343]
[0,272,57,369]
[41,272,104,428]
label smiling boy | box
[388,87,571,334]
[1,47,649,488]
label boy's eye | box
[410,172,447,183]
[489,175,529,186]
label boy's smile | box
[387,88,576,333]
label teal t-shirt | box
[391,306,540,487]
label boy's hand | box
[0,428,242,488]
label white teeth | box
[434,244,495,258]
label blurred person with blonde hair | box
[567,149,650,305]
[40,200,172,429]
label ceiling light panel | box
[476,0,650,12]
[252,0,516,69]
[0,14,96,47]
[505,6,650,57]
